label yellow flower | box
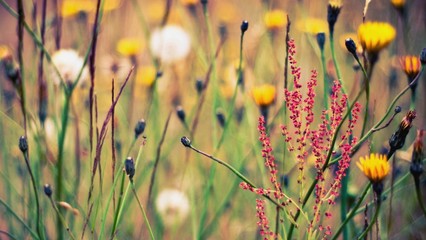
[264,10,287,30]
[252,84,276,107]
[296,18,328,35]
[390,0,405,9]
[357,21,396,54]
[357,154,390,183]
[61,0,94,18]
[329,0,343,8]
[399,55,420,79]
[116,38,143,57]
[136,66,157,87]
[180,0,198,6]
[0,45,10,60]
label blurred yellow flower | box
[329,0,343,8]
[264,10,287,30]
[296,18,328,34]
[61,0,121,18]
[116,38,143,57]
[400,55,420,79]
[357,21,396,54]
[215,2,237,23]
[390,0,405,9]
[136,66,157,87]
[357,153,390,183]
[0,45,10,60]
[252,84,276,107]
[180,0,198,6]
[61,0,94,18]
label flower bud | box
[316,33,326,51]
[240,20,249,33]
[327,3,342,35]
[420,48,426,65]
[134,119,146,138]
[195,79,204,94]
[216,109,225,128]
[181,136,191,147]
[176,106,186,123]
[44,184,53,197]
[410,130,424,178]
[19,136,28,153]
[124,157,135,181]
[345,38,357,56]
[389,110,416,154]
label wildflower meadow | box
[0,0,426,239]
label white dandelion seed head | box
[51,49,89,86]
[155,188,190,227]
[150,25,191,64]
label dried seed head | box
[44,184,53,197]
[58,201,73,211]
[134,119,146,138]
[19,136,28,153]
[124,157,135,181]
[181,136,191,147]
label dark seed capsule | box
[240,20,249,33]
[176,106,186,122]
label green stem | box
[56,91,72,240]
[0,198,39,239]
[320,47,329,111]
[357,198,382,240]
[49,197,76,240]
[22,150,44,240]
[131,182,155,240]
[332,183,371,240]
[414,177,426,218]
[110,170,126,238]
[409,89,416,110]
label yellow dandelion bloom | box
[116,38,143,57]
[264,10,287,30]
[252,84,276,107]
[136,66,157,87]
[357,21,396,54]
[357,154,390,183]
[390,0,405,9]
[399,55,420,79]
[296,18,328,35]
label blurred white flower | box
[150,25,191,64]
[51,49,89,86]
[155,188,190,227]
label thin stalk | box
[21,146,44,240]
[357,199,382,240]
[332,183,371,240]
[320,47,329,111]
[413,177,426,218]
[131,182,155,240]
[48,197,76,240]
[0,198,39,239]
[56,91,72,240]
[17,0,28,137]
[110,170,126,238]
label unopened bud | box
[124,157,135,181]
[216,109,225,127]
[240,20,249,33]
[19,136,28,153]
[345,38,357,56]
[420,48,426,65]
[181,136,191,147]
[316,33,326,51]
[44,184,52,197]
[134,119,146,138]
[389,110,416,152]
[195,79,204,94]
[410,130,424,178]
[176,106,186,123]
